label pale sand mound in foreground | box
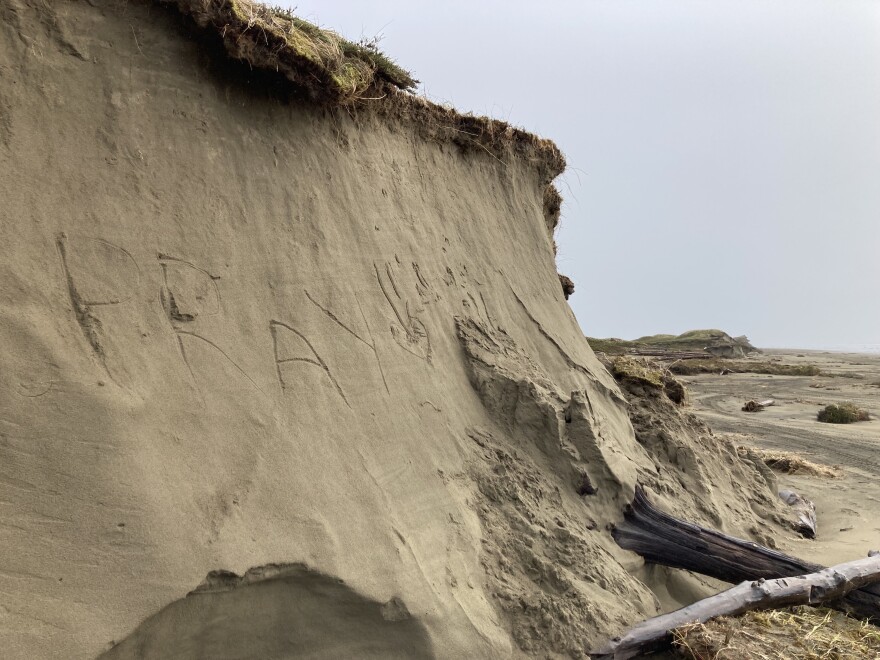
[0,1,785,657]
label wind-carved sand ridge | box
[0,1,790,657]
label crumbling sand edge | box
[158,0,566,210]
[161,0,416,103]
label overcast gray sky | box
[282,1,880,349]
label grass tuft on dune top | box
[164,0,416,104]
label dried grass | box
[609,356,664,388]
[735,446,841,478]
[606,356,689,405]
[674,607,880,660]
[163,0,415,104]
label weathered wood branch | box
[779,489,817,539]
[590,553,880,659]
[611,486,880,621]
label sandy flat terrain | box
[684,350,880,566]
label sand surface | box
[684,350,880,567]
[0,1,796,658]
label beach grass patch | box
[817,402,870,424]
[736,446,841,478]
[674,607,880,660]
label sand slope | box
[0,1,784,657]
[684,350,880,569]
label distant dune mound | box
[0,2,782,658]
[589,329,759,357]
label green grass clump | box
[817,402,870,424]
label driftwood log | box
[779,489,817,539]
[611,487,880,622]
[589,552,880,659]
[742,398,775,412]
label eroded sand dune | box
[0,1,785,657]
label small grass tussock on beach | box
[817,402,870,424]
[735,446,841,478]
[673,607,880,660]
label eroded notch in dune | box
[99,563,433,659]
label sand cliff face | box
[0,2,783,658]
